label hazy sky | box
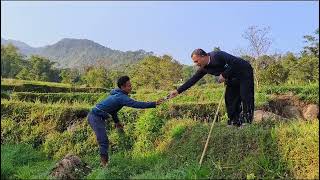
[1,1,319,65]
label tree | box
[256,55,276,70]
[107,64,133,87]
[259,63,288,85]
[130,55,183,90]
[213,47,221,52]
[242,25,272,88]
[60,68,81,84]
[182,65,195,81]
[27,55,59,82]
[302,28,319,57]
[243,26,272,58]
[281,52,298,69]
[82,67,113,88]
[1,44,24,78]
[16,68,31,80]
[290,55,319,83]
[240,55,255,64]
[280,52,298,84]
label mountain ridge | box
[1,37,153,68]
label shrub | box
[11,92,104,105]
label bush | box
[1,83,110,93]
[259,84,319,103]
[275,120,319,179]
[132,109,165,156]
[11,92,105,104]
[158,102,225,122]
[1,92,10,99]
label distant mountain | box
[1,37,153,69]
[1,38,37,55]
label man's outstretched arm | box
[122,96,163,109]
[177,69,206,93]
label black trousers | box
[224,69,254,124]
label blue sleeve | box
[177,69,206,93]
[122,96,156,109]
[110,112,119,123]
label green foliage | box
[1,44,61,82]
[132,109,166,156]
[130,55,183,90]
[1,28,319,179]
[1,80,319,179]
[275,121,319,179]
[1,92,10,99]
[182,65,195,82]
[259,63,289,85]
[1,144,54,179]
[158,102,225,122]
[1,99,90,146]
[213,46,221,52]
[259,84,319,103]
[302,28,319,57]
[82,66,113,88]
[25,55,60,82]
[59,68,81,84]
[256,55,276,70]
[11,92,104,104]
[1,78,109,93]
[290,55,319,83]
[1,44,25,78]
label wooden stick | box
[199,87,226,167]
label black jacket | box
[177,51,253,93]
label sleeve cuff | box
[221,72,228,78]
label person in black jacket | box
[169,48,254,127]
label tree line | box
[1,27,318,90]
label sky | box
[1,1,319,65]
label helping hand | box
[169,90,179,99]
[156,99,164,105]
[218,74,225,83]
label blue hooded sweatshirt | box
[91,88,156,123]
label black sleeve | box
[219,51,234,79]
[177,69,206,94]
[221,64,232,78]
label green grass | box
[1,78,72,87]
[11,92,105,104]
[83,119,318,179]
[1,78,110,93]
[1,120,318,179]
[1,81,319,179]
[1,144,55,179]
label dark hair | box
[117,76,130,88]
[191,48,207,58]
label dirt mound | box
[302,104,319,120]
[262,94,318,120]
[253,110,287,122]
[50,154,91,179]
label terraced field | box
[1,78,319,179]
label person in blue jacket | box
[88,76,164,167]
[170,48,254,127]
